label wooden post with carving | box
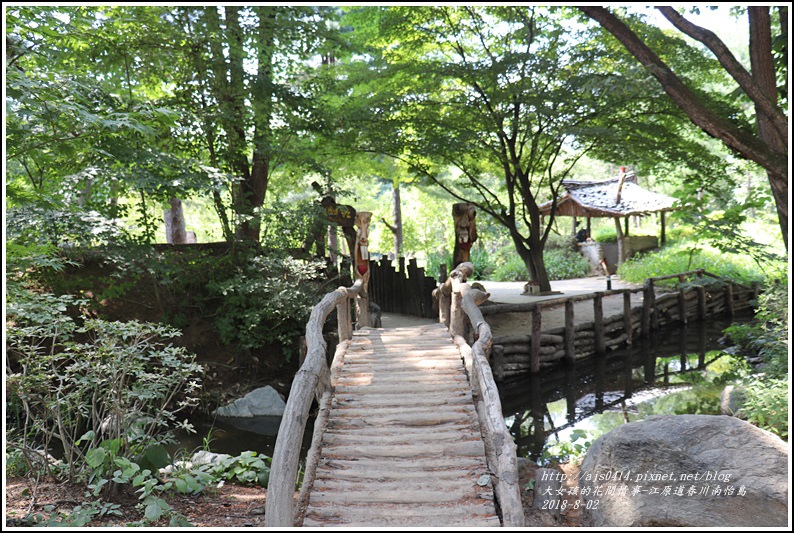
[452,202,477,269]
[354,212,372,328]
[320,195,357,262]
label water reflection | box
[499,314,751,463]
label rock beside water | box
[213,386,286,418]
[578,415,788,527]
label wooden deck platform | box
[302,323,501,527]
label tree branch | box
[657,6,787,143]
[579,6,787,180]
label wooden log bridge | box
[301,324,501,527]
[265,262,524,527]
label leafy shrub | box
[6,293,204,484]
[207,254,325,355]
[423,243,492,280]
[199,451,271,487]
[492,253,527,282]
[591,225,617,243]
[543,248,591,280]
[491,247,590,282]
[722,278,788,440]
[724,279,788,371]
[735,376,788,440]
[424,249,451,281]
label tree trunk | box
[391,181,403,260]
[164,197,188,244]
[204,7,275,242]
[749,6,788,250]
[244,6,277,241]
[514,238,551,293]
[328,226,338,265]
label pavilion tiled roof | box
[538,173,679,218]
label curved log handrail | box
[444,262,525,527]
[264,278,364,527]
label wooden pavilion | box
[538,169,679,267]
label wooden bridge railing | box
[264,278,367,526]
[265,212,374,527]
[436,262,525,527]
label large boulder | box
[578,415,788,527]
[213,385,286,418]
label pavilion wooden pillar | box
[614,217,625,269]
[660,211,667,246]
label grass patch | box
[617,241,769,285]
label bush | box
[6,293,204,484]
[544,248,591,280]
[722,278,788,440]
[492,254,527,282]
[490,246,590,282]
[207,254,325,356]
[424,249,451,281]
[423,242,492,280]
[591,225,617,243]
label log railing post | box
[564,299,575,364]
[677,274,687,325]
[530,307,542,373]
[623,291,633,345]
[594,292,605,354]
[697,285,707,320]
[725,283,735,318]
[337,297,351,341]
[641,279,652,336]
[450,289,465,338]
[438,288,451,327]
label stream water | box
[173,312,753,466]
[498,311,754,463]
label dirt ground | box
[5,460,582,528]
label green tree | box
[334,6,726,290]
[6,7,230,245]
[164,6,342,241]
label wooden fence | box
[482,270,760,379]
[367,257,438,318]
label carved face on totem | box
[354,212,372,276]
[452,203,477,266]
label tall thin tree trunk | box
[391,181,403,259]
[749,6,788,250]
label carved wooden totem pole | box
[320,195,357,261]
[452,202,478,269]
[354,212,372,327]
